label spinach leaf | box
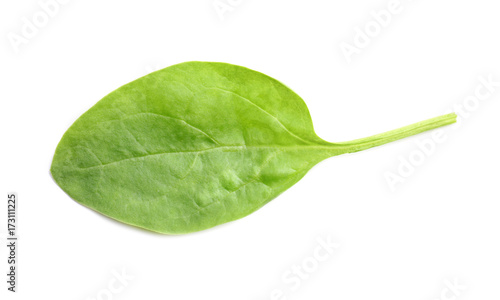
[51,62,456,234]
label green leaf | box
[51,61,457,234]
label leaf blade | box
[51,62,332,234]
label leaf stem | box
[337,113,457,154]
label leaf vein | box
[203,86,311,145]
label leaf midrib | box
[78,144,336,170]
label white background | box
[1,0,499,299]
